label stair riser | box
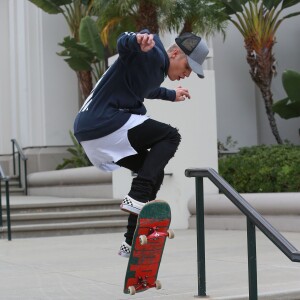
[1,203,121,214]
[1,192,24,197]
[1,184,21,190]
[1,226,126,239]
[2,215,128,225]
[1,179,24,192]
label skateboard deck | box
[123,200,173,295]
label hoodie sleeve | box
[147,87,176,101]
[117,29,151,58]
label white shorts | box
[81,114,149,172]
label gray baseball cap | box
[175,32,209,78]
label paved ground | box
[1,229,300,300]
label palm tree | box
[161,0,227,36]
[95,0,172,47]
[30,0,229,106]
[29,0,98,105]
[96,0,227,49]
[219,0,300,144]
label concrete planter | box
[188,192,300,232]
[27,166,112,198]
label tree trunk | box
[181,20,193,34]
[136,0,159,33]
[77,70,93,108]
[245,40,283,144]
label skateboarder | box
[73,29,209,257]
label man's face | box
[167,49,192,81]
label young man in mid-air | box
[74,29,209,257]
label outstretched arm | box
[147,86,191,102]
[117,30,155,57]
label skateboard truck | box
[139,227,175,245]
[128,276,162,295]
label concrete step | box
[1,186,25,195]
[1,199,122,214]
[1,180,19,188]
[1,219,127,238]
[1,209,128,225]
[1,177,25,195]
[0,197,128,238]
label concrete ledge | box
[188,193,300,215]
[27,166,112,186]
[28,184,113,198]
[27,166,112,198]
[188,193,300,232]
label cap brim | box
[187,56,204,78]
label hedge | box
[218,145,300,193]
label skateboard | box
[123,200,174,295]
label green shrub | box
[219,145,300,193]
[56,131,92,170]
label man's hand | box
[175,86,191,102]
[136,33,155,52]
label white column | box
[9,0,29,145]
[6,0,46,148]
[2,0,78,152]
[0,0,12,154]
[113,72,218,229]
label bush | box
[56,131,92,170]
[218,145,300,193]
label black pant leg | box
[115,118,181,245]
[126,119,181,202]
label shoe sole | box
[118,251,130,258]
[120,204,142,215]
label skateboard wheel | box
[139,235,148,245]
[155,280,162,290]
[128,286,136,295]
[167,229,175,239]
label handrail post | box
[247,217,258,300]
[11,139,28,195]
[5,180,11,241]
[12,140,16,175]
[186,168,300,298]
[195,177,207,297]
[18,153,21,187]
[24,159,28,195]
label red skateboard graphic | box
[123,200,174,295]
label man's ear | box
[171,48,179,58]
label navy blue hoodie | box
[74,30,176,142]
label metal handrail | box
[11,139,28,195]
[0,165,12,241]
[185,168,300,299]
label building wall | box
[213,4,300,147]
[0,0,13,153]
[0,0,78,154]
[2,2,299,155]
[1,2,298,229]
